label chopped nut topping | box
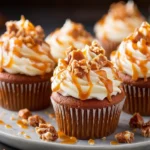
[141,121,150,137]
[69,59,89,78]
[66,46,78,57]
[115,131,134,143]
[67,50,85,64]
[35,123,58,141]
[28,115,46,127]
[18,108,32,120]
[89,41,105,55]
[4,16,45,47]
[129,113,144,129]
[90,54,108,70]
[63,41,114,78]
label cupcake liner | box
[99,38,120,59]
[0,80,50,111]
[123,84,150,116]
[52,98,125,139]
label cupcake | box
[51,41,125,139]
[46,19,94,63]
[111,22,150,116]
[0,16,55,111]
[94,1,145,58]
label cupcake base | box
[99,37,120,59]
[0,72,51,111]
[51,91,125,139]
[119,72,150,116]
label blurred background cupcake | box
[46,19,94,63]
[51,41,125,139]
[111,22,150,116]
[94,0,145,58]
[0,16,55,111]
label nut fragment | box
[28,115,46,127]
[67,50,85,64]
[90,54,108,70]
[18,108,32,120]
[69,59,89,78]
[35,123,58,141]
[4,16,45,46]
[115,131,134,143]
[141,121,150,137]
[89,41,105,55]
[129,113,144,129]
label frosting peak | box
[5,16,44,45]
[46,19,94,62]
[94,1,145,42]
[52,41,122,101]
[0,16,55,76]
[111,22,150,81]
[109,1,140,19]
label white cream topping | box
[51,41,122,100]
[52,66,121,100]
[111,22,150,80]
[0,38,54,76]
[46,19,93,62]
[0,17,55,76]
[94,1,144,42]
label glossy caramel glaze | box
[58,131,77,144]
[16,120,28,129]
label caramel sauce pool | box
[110,141,119,145]
[5,124,12,129]
[0,120,5,125]
[16,120,28,129]
[88,139,95,145]
[24,135,31,139]
[49,113,55,118]
[58,131,77,144]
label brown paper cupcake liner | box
[52,98,125,139]
[123,84,150,116]
[0,81,50,111]
[99,38,120,59]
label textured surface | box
[0,80,50,111]
[123,84,150,115]
[52,98,124,139]
[0,106,149,150]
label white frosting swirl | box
[0,17,55,76]
[51,41,122,100]
[46,19,93,62]
[111,22,150,80]
[94,1,144,42]
[0,38,54,76]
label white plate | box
[0,106,149,150]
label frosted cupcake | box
[94,1,145,58]
[0,16,55,110]
[111,22,150,116]
[46,19,94,63]
[51,41,125,139]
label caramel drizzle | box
[115,39,149,81]
[125,47,148,81]
[53,66,114,101]
[1,31,53,73]
[116,51,123,72]
[96,70,113,101]
[71,73,93,100]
